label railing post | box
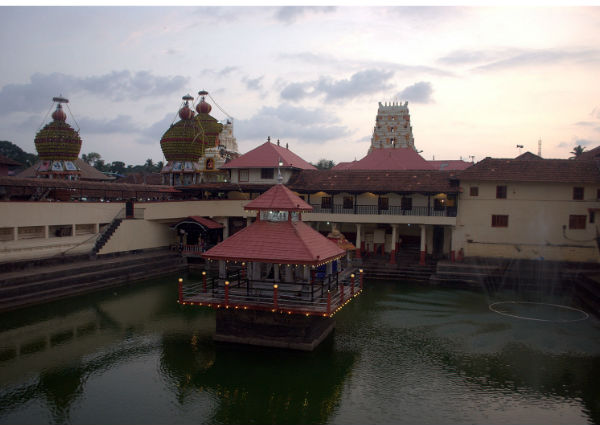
[178,277,183,303]
[202,271,207,293]
[224,281,230,306]
[327,290,331,315]
[273,284,278,309]
[350,273,355,297]
[359,269,364,290]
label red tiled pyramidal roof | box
[332,147,434,171]
[458,157,600,184]
[428,160,473,170]
[287,169,460,193]
[244,184,313,212]
[221,141,316,170]
[202,220,344,265]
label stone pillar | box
[390,224,398,264]
[326,261,333,276]
[274,264,280,282]
[419,225,426,265]
[285,265,293,282]
[13,227,18,241]
[303,265,310,281]
[44,225,49,239]
[450,226,456,263]
[94,223,100,234]
[246,217,252,227]
[355,223,362,258]
[222,219,229,239]
[253,262,262,280]
[219,260,227,278]
[71,224,76,237]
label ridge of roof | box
[221,141,316,170]
[244,184,313,211]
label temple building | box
[179,183,362,350]
[160,91,239,186]
[370,101,415,151]
[16,97,110,182]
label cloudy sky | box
[1,5,599,165]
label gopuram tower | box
[369,101,415,152]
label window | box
[491,215,509,227]
[573,187,584,200]
[569,215,586,230]
[597,188,600,200]
[238,169,249,182]
[496,185,507,199]
[401,197,412,211]
[378,197,389,210]
[470,187,479,197]
[321,196,332,209]
[590,211,595,224]
[343,196,353,209]
[260,168,274,179]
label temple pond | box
[0,274,599,424]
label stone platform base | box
[214,309,335,351]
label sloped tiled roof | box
[202,220,344,264]
[428,160,473,170]
[287,169,460,193]
[0,154,22,166]
[515,151,542,160]
[173,216,223,229]
[332,147,434,171]
[244,184,313,211]
[15,159,112,181]
[458,157,600,184]
[115,173,162,185]
[220,141,316,170]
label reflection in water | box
[0,276,598,425]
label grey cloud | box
[278,52,452,77]
[280,82,312,101]
[439,48,600,72]
[574,121,595,127]
[0,71,189,114]
[317,69,395,101]
[280,69,395,102]
[557,139,596,149]
[244,76,264,91]
[275,6,336,24]
[396,81,434,104]
[78,115,139,134]
[235,104,349,142]
[474,48,600,72]
[138,112,178,145]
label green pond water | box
[0,274,599,425]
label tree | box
[109,161,126,174]
[570,145,586,159]
[313,159,335,170]
[82,152,102,165]
[0,140,38,166]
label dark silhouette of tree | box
[570,145,586,159]
[312,159,335,170]
[0,140,38,166]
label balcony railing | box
[179,269,363,317]
[309,204,456,217]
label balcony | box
[309,204,457,217]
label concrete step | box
[0,256,185,298]
[0,263,187,312]
[0,251,182,287]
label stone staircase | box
[0,249,188,313]
[92,218,122,254]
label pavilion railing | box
[179,269,363,316]
[309,204,456,217]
